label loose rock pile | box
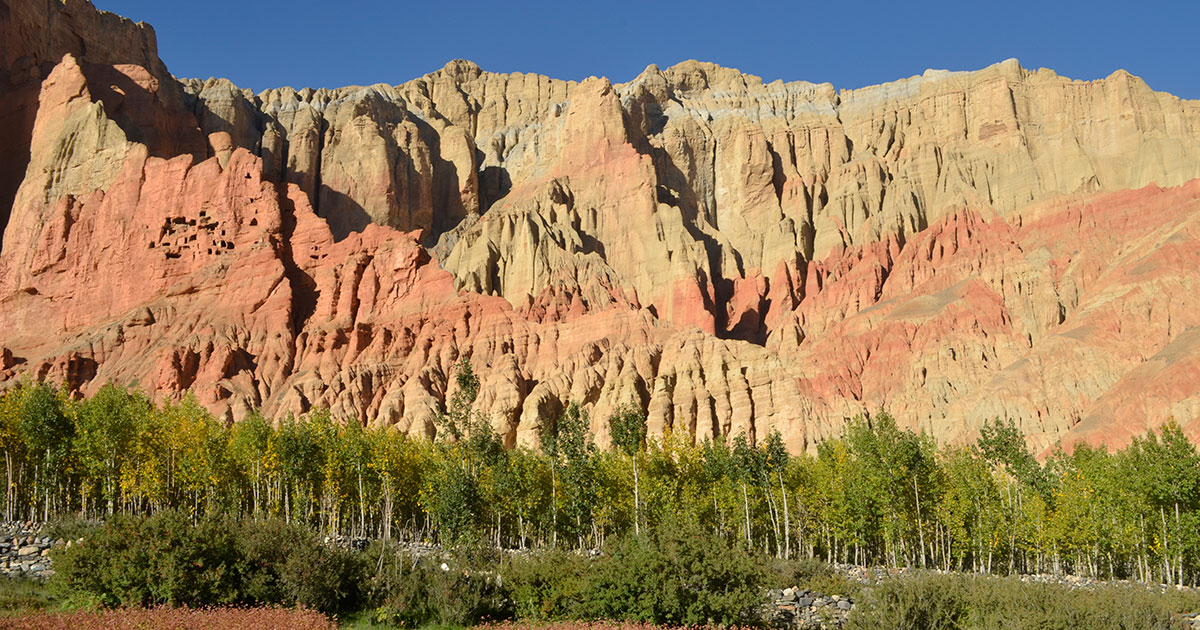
[769,586,854,629]
[0,522,63,580]
[321,533,372,552]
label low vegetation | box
[44,514,765,626]
[29,514,1200,629]
[0,577,55,615]
[50,511,365,613]
[847,573,1200,630]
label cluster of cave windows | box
[148,209,235,259]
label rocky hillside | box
[2,0,1199,453]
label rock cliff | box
[2,0,1199,452]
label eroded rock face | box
[2,1,1200,453]
[0,0,190,241]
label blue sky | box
[97,0,1199,99]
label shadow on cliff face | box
[275,184,320,335]
[0,61,207,254]
[0,83,37,251]
[640,125,773,346]
[623,92,776,347]
[316,184,374,243]
[85,63,208,162]
[479,163,512,213]
[0,0,171,253]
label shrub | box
[764,556,863,601]
[363,546,435,628]
[50,511,242,608]
[584,519,766,627]
[280,536,366,615]
[49,512,367,614]
[502,550,591,620]
[233,518,311,605]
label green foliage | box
[766,557,863,601]
[50,511,242,608]
[608,405,646,458]
[585,519,766,626]
[537,402,597,548]
[45,514,100,542]
[279,536,365,614]
[38,509,1200,629]
[502,550,591,620]
[74,384,147,514]
[423,457,483,544]
[49,512,363,614]
[5,381,1200,586]
[232,518,309,605]
[437,359,480,442]
[978,417,1052,498]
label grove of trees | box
[3,363,1200,586]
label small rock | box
[837,599,853,610]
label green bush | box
[776,556,835,584]
[281,538,365,614]
[49,512,366,614]
[233,518,310,605]
[363,547,436,628]
[765,556,862,599]
[502,550,590,620]
[50,511,242,608]
[584,519,766,627]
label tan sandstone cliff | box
[2,0,1199,453]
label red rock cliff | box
[2,1,1200,453]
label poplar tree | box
[609,404,647,535]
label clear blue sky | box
[96,0,1199,99]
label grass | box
[846,572,1200,630]
[0,577,55,616]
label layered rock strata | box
[2,0,1200,453]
